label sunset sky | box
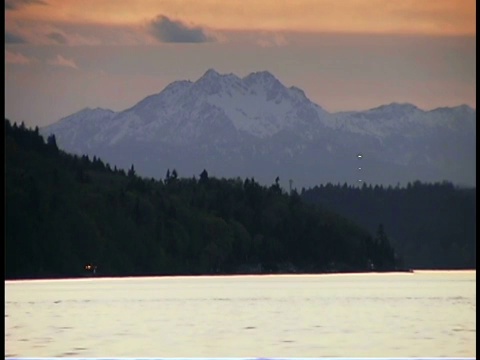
[5,0,476,127]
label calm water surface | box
[5,270,476,358]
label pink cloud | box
[5,50,32,64]
[48,54,78,69]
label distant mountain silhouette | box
[41,69,476,188]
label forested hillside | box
[301,182,476,269]
[6,120,399,279]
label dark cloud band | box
[149,15,214,43]
[5,0,48,10]
[47,32,68,44]
[5,32,26,44]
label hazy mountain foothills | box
[6,120,400,279]
[301,183,475,270]
[40,69,476,190]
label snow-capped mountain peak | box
[244,70,277,82]
[370,102,421,113]
[202,68,220,77]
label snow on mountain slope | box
[44,107,117,152]
[201,70,329,137]
[62,69,332,147]
[132,68,330,139]
[332,103,476,139]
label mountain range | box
[41,69,476,189]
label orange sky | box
[7,0,476,36]
[5,0,476,127]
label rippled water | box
[5,270,476,358]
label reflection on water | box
[5,271,476,358]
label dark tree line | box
[301,181,476,269]
[5,119,399,279]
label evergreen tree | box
[128,164,136,177]
[200,169,209,183]
[47,134,58,152]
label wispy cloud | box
[149,15,215,43]
[5,31,27,44]
[6,22,105,46]
[256,33,288,48]
[48,54,78,69]
[46,31,68,44]
[44,29,102,46]
[6,20,148,46]
[5,0,47,10]
[5,50,33,64]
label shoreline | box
[6,268,476,282]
